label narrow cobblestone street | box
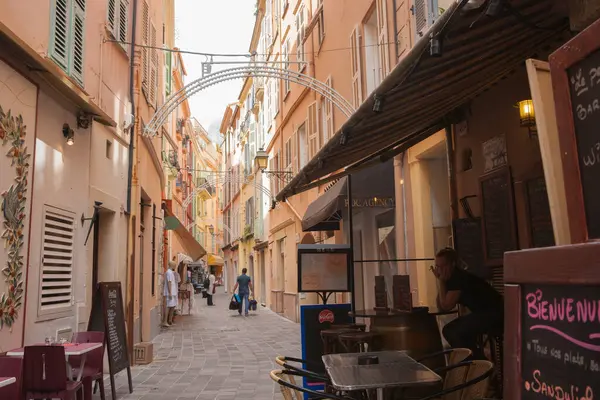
[106,289,301,400]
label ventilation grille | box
[40,206,75,312]
[134,342,154,365]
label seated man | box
[434,247,503,359]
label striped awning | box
[276,0,569,201]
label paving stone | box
[97,289,301,400]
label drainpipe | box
[125,0,138,358]
[126,0,138,214]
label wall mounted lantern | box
[254,148,293,183]
[63,123,75,146]
[517,99,537,138]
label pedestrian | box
[163,261,178,327]
[207,270,216,306]
[433,247,503,359]
[232,268,253,316]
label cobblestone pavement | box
[104,288,301,400]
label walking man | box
[163,261,178,327]
[233,268,253,316]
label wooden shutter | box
[307,102,318,159]
[292,130,298,175]
[295,8,304,65]
[39,206,76,314]
[325,77,334,140]
[414,0,427,37]
[150,22,157,105]
[350,27,363,107]
[107,0,117,32]
[118,0,128,43]
[141,1,149,94]
[70,0,86,84]
[50,0,70,70]
[376,0,389,80]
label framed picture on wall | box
[482,134,508,173]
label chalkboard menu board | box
[479,167,517,265]
[521,284,600,399]
[88,282,132,399]
[452,218,487,279]
[567,49,600,239]
[525,177,555,248]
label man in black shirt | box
[434,248,503,359]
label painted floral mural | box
[0,105,29,328]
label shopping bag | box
[249,297,258,311]
[229,295,239,311]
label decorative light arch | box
[144,65,355,137]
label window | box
[283,40,290,95]
[284,138,292,171]
[141,1,149,95]
[376,0,389,80]
[149,22,158,105]
[350,27,363,107]
[295,6,306,69]
[49,0,86,85]
[272,71,280,116]
[307,102,319,159]
[297,122,308,170]
[414,0,439,39]
[324,77,334,142]
[165,51,172,97]
[107,0,128,48]
[38,205,76,318]
[317,0,325,47]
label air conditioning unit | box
[134,342,153,365]
[123,113,134,131]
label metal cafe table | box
[323,351,442,400]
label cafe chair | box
[71,331,106,400]
[0,356,23,400]
[404,360,494,400]
[275,355,330,382]
[321,328,361,355]
[330,323,367,331]
[337,331,383,353]
[270,369,357,400]
[22,345,83,400]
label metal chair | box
[321,328,360,354]
[22,346,83,400]
[0,356,23,400]
[270,369,356,400]
[337,331,383,353]
[70,331,106,400]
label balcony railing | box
[196,177,215,197]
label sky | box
[175,0,256,142]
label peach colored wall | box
[26,89,92,344]
[0,59,37,352]
[454,68,544,251]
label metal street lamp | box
[254,148,293,184]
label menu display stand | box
[88,282,133,400]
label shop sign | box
[344,197,395,208]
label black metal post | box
[92,207,100,292]
[347,174,356,317]
[151,204,156,296]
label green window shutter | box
[165,51,172,97]
[49,0,70,70]
[107,0,116,33]
[70,0,86,85]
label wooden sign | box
[452,218,487,279]
[504,242,600,400]
[392,275,412,312]
[88,282,132,400]
[525,176,555,248]
[550,17,600,243]
[374,275,388,310]
[479,167,518,266]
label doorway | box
[139,212,145,343]
[259,249,266,304]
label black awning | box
[301,177,347,232]
[277,0,568,200]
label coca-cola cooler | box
[299,304,352,398]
